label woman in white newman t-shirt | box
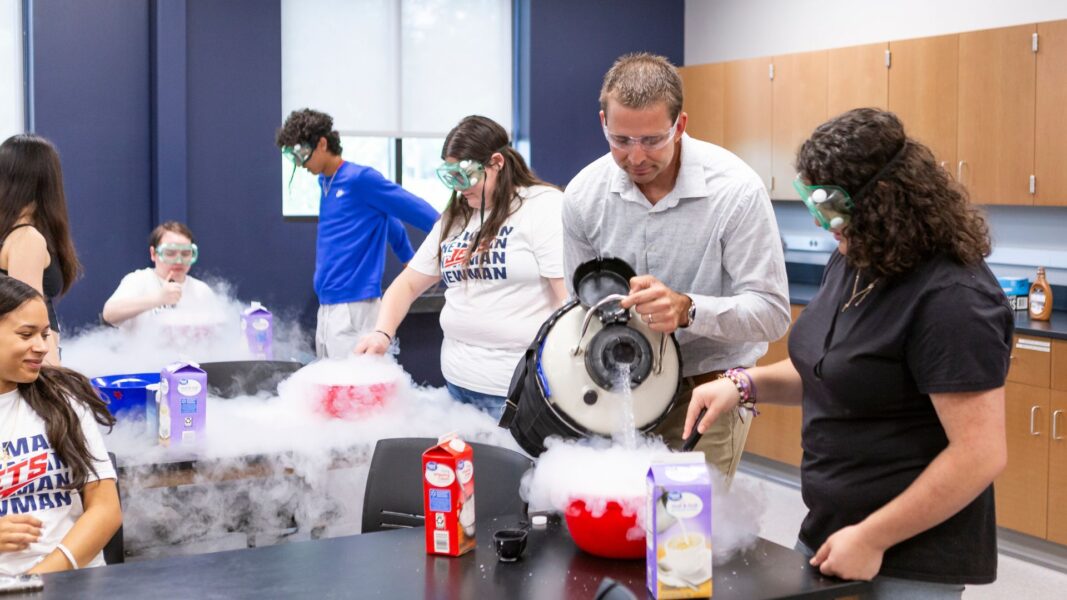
[354,115,568,418]
[0,276,121,576]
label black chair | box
[103,452,124,564]
[198,360,303,398]
[361,437,533,534]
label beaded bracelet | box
[722,367,760,421]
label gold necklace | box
[1,392,20,463]
[842,271,878,312]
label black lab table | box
[16,516,869,599]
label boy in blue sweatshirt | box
[276,109,439,357]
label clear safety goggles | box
[436,159,485,191]
[602,116,679,151]
[792,176,854,231]
[155,243,199,265]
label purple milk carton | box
[158,362,207,447]
[646,453,713,599]
[241,301,273,359]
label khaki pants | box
[652,372,753,483]
[315,299,381,358]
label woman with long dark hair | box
[354,115,568,417]
[0,134,82,365]
[0,276,121,575]
[684,108,1012,597]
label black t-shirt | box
[788,251,1013,584]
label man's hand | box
[158,281,183,306]
[619,275,692,333]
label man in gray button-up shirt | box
[562,53,790,478]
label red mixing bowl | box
[316,382,396,419]
[564,498,645,559]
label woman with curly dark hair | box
[683,108,1012,597]
[0,276,121,575]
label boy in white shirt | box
[102,222,217,329]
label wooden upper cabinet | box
[724,57,773,191]
[1036,20,1067,206]
[771,51,828,200]
[958,25,1037,205]
[827,42,889,117]
[679,63,725,147]
[888,34,959,173]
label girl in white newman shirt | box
[0,276,121,575]
[354,116,568,418]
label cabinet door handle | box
[1054,410,1065,441]
[1030,406,1042,436]
[957,160,966,182]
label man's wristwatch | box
[682,296,696,328]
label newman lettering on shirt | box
[0,435,76,515]
[438,227,514,284]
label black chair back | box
[361,437,532,534]
[198,360,303,398]
[103,452,124,564]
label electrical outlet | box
[782,235,837,253]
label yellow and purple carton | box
[646,453,713,598]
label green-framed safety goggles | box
[792,176,854,231]
[435,159,485,191]
[282,143,314,167]
[155,243,199,265]
[282,143,316,191]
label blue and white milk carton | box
[241,301,273,359]
[158,362,208,447]
[647,453,713,599]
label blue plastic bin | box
[91,373,161,420]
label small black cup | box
[493,528,528,562]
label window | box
[402,137,449,213]
[0,0,23,140]
[280,0,512,217]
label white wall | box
[685,0,1067,64]
[1,0,24,140]
[685,0,1067,286]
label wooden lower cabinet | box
[1048,390,1067,544]
[743,305,804,467]
[995,382,1051,538]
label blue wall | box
[29,0,320,335]
[526,0,685,188]
[30,0,153,331]
[26,0,686,385]
[183,0,318,328]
